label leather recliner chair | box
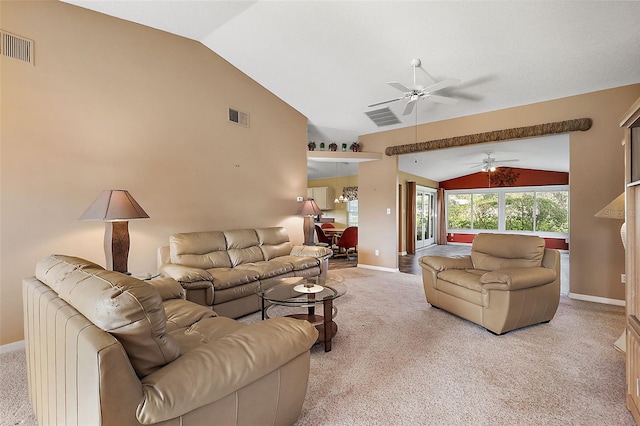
[419,233,560,334]
[23,254,318,426]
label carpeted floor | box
[1,268,633,425]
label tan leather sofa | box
[158,227,333,318]
[23,254,318,426]
[419,233,560,334]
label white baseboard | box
[357,264,400,273]
[0,340,25,354]
[568,292,625,306]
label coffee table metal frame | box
[256,277,346,352]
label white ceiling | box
[63,0,640,181]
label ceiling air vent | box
[228,108,249,127]
[365,107,400,127]
[1,30,34,65]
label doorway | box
[416,186,437,249]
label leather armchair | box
[23,254,318,425]
[419,233,560,334]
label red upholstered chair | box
[321,223,335,229]
[336,226,358,259]
[315,225,335,248]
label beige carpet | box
[1,269,633,425]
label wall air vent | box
[365,107,400,127]
[1,30,34,65]
[228,108,249,127]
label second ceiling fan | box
[467,151,520,172]
[368,58,460,116]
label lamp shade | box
[297,199,322,216]
[80,190,149,221]
[594,192,625,220]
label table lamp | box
[297,199,322,245]
[80,190,149,274]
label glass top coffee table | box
[256,276,347,352]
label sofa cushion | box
[471,233,545,271]
[256,227,294,259]
[236,261,294,279]
[208,268,261,290]
[225,229,265,266]
[163,299,216,332]
[437,269,485,292]
[170,231,232,269]
[35,255,181,378]
[167,316,246,354]
[276,255,320,271]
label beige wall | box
[0,1,308,345]
[359,85,640,301]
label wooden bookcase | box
[622,96,640,424]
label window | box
[446,186,569,237]
[347,200,358,226]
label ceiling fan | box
[467,151,519,172]
[368,58,460,116]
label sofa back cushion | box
[256,227,294,260]
[170,231,232,269]
[471,233,545,271]
[224,229,265,266]
[35,255,181,378]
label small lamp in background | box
[297,199,322,245]
[80,190,149,274]
[594,192,626,248]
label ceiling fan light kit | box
[468,150,519,172]
[367,58,460,117]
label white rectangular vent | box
[228,108,249,127]
[1,30,34,65]
[365,107,400,127]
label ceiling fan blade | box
[425,94,458,105]
[423,77,461,94]
[495,159,519,163]
[368,97,405,108]
[388,81,411,92]
[402,100,416,116]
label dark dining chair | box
[336,226,358,259]
[315,225,335,248]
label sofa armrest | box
[480,267,557,290]
[419,255,473,272]
[290,245,333,259]
[146,277,185,300]
[159,264,212,285]
[136,318,318,424]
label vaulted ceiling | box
[63,1,640,180]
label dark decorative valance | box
[489,168,520,187]
[384,118,592,156]
[343,186,358,201]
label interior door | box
[416,186,436,249]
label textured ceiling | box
[63,1,640,180]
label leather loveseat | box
[23,254,318,426]
[419,233,560,334]
[158,227,333,318]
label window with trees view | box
[447,187,568,235]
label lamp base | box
[104,221,130,273]
[303,216,315,245]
